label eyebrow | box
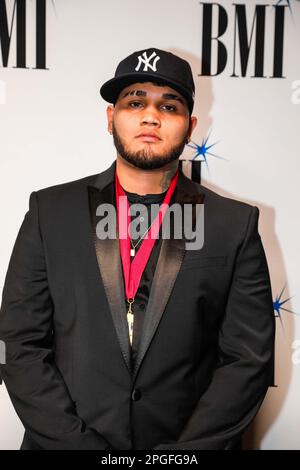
[121,89,185,105]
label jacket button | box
[132,389,141,401]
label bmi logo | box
[0,0,50,69]
[135,51,160,72]
[199,2,289,78]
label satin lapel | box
[87,179,132,375]
[132,170,205,383]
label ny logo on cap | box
[135,51,160,72]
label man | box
[0,48,275,450]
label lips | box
[136,132,161,141]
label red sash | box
[115,168,178,344]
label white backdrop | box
[0,0,299,449]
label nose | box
[140,105,161,127]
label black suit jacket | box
[0,160,275,450]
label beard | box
[112,123,189,170]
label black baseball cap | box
[100,47,195,114]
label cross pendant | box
[130,248,135,257]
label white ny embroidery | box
[135,51,161,72]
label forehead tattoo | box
[121,89,185,105]
[123,90,146,98]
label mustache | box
[111,125,189,171]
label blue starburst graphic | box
[273,284,299,330]
[186,130,227,174]
[275,0,294,19]
[51,0,57,17]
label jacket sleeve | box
[0,191,111,450]
[153,206,275,450]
